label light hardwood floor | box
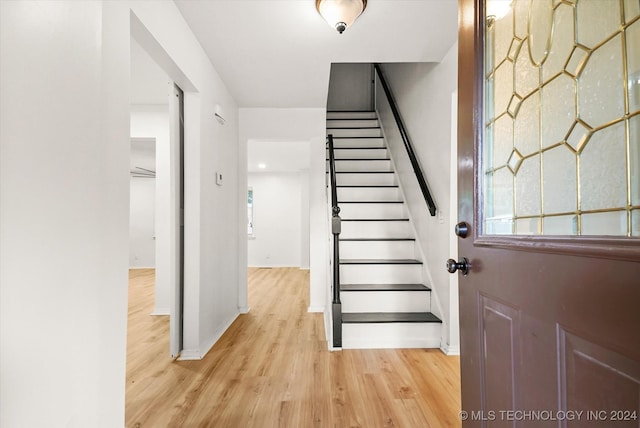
[126,268,461,427]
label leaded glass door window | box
[483,0,640,236]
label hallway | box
[125,268,461,427]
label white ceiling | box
[174,0,458,108]
[248,140,310,173]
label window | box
[247,187,254,237]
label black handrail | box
[327,134,342,348]
[328,135,339,215]
[374,64,437,216]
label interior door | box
[457,0,640,426]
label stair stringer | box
[376,118,446,350]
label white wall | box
[129,176,156,267]
[239,108,327,314]
[300,172,310,269]
[1,2,130,426]
[0,1,241,426]
[248,172,306,267]
[130,109,171,314]
[377,42,460,354]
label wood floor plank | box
[125,267,461,427]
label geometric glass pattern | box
[507,149,523,174]
[483,0,640,236]
[566,121,591,151]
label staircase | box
[326,110,442,349]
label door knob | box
[454,221,469,238]
[446,258,470,275]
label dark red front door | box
[457,0,640,426]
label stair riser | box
[332,138,385,148]
[336,173,396,186]
[326,119,379,128]
[340,264,422,284]
[341,291,430,313]
[342,323,441,349]
[330,160,392,172]
[339,203,406,219]
[340,221,411,239]
[327,111,377,120]
[337,187,401,201]
[331,148,388,159]
[327,128,382,138]
[340,240,415,259]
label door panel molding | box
[558,327,640,426]
[479,294,521,418]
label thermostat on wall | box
[216,171,223,186]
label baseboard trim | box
[238,306,250,314]
[178,312,240,361]
[342,338,441,349]
[440,344,460,356]
[178,349,203,361]
[308,306,325,313]
[150,308,170,316]
[328,344,343,352]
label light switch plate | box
[216,171,223,186]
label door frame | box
[130,12,197,359]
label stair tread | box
[340,259,422,265]
[341,283,431,291]
[342,312,442,323]
[337,185,399,188]
[327,126,380,129]
[333,146,387,149]
[327,158,391,161]
[340,238,415,241]
[332,136,382,139]
[339,201,403,204]
[341,218,409,221]
[334,171,394,174]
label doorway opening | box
[128,32,183,362]
[246,140,311,308]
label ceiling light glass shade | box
[316,0,367,34]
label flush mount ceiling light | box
[316,0,367,34]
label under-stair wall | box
[375,48,460,354]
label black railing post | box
[327,134,342,348]
[374,63,438,216]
